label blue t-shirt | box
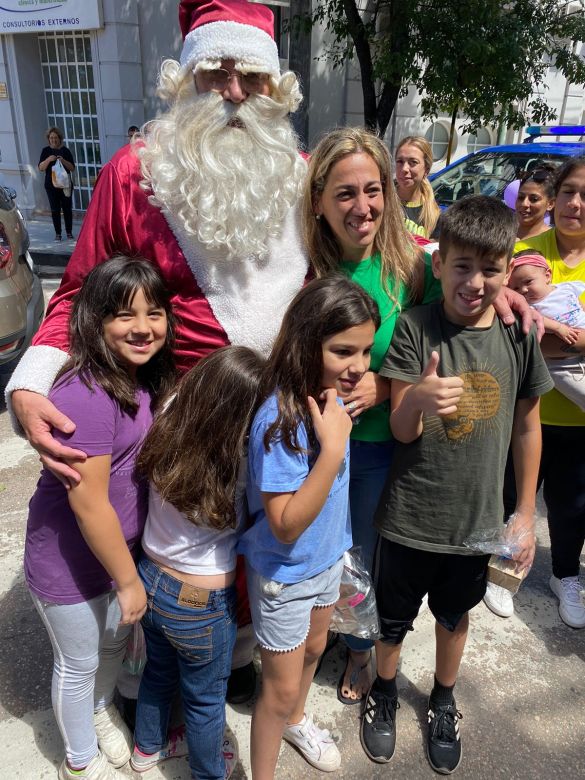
[239,393,352,583]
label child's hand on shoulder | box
[308,389,352,457]
[411,351,464,416]
[116,575,147,624]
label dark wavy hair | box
[56,255,176,412]
[138,346,265,529]
[263,275,380,454]
[519,163,556,200]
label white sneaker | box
[59,750,125,779]
[283,713,341,772]
[550,575,585,628]
[483,582,515,618]
[93,703,132,767]
[131,725,188,773]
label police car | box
[429,125,585,208]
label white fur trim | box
[181,20,280,77]
[4,345,69,436]
[163,206,308,357]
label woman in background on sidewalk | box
[394,136,440,239]
[38,127,75,241]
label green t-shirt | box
[376,303,554,554]
[338,251,442,441]
[339,253,409,441]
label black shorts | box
[373,537,490,644]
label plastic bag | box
[329,548,380,639]
[51,158,69,188]
[122,622,147,676]
[463,513,535,558]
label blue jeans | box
[135,557,237,780]
[343,439,395,652]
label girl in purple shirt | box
[24,256,175,780]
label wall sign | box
[0,1,103,33]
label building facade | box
[0,0,582,218]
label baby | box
[508,250,585,410]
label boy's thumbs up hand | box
[412,351,464,416]
[420,350,440,378]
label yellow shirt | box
[515,229,585,426]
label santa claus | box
[8,0,307,719]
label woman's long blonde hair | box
[303,127,419,309]
[396,135,440,237]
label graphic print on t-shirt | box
[424,361,510,446]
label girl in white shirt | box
[130,346,264,780]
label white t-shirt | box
[533,281,585,328]
[142,460,246,575]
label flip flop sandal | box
[337,651,371,706]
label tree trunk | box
[342,0,377,130]
[446,105,458,165]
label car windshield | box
[431,151,570,207]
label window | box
[263,2,290,60]
[467,128,492,154]
[425,122,451,162]
[38,31,102,211]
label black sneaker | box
[360,685,400,763]
[426,698,463,774]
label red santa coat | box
[33,144,308,373]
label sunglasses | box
[196,68,270,94]
[519,167,554,184]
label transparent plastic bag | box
[51,158,69,188]
[122,621,147,676]
[330,548,380,640]
[463,513,535,561]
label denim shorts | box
[246,557,344,652]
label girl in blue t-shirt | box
[25,256,175,780]
[239,276,380,778]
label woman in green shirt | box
[302,128,435,704]
[302,127,534,705]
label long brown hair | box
[56,255,176,412]
[395,135,441,238]
[263,275,380,454]
[303,127,419,310]
[138,346,265,530]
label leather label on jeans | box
[177,583,210,609]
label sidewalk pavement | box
[27,215,82,276]
[1,403,584,780]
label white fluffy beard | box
[139,90,306,261]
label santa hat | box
[179,0,281,78]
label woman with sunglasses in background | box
[515,165,555,241]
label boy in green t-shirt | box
[361,196,553,774]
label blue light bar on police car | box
[525,125,585,137]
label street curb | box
[31,251,70,277]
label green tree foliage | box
[300,0,585,143]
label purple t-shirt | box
[25,372,153,604]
